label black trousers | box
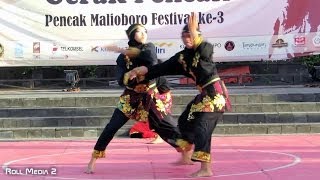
[178,103,222,157]
[94,108,129,151]
[148,100,180,148]
[94,107,180,151]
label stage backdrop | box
[0,0,319,66]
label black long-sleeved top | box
[146,41,219,87]
[116,42,158,88]
[116,43,171,92]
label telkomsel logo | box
[50,42,68,59]
[52,42,59,54]
[224,41,235,51]
[61,46,83,51]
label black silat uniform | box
[92,43,181,158]
[145,40,232,162]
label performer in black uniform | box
[126,13,232,177]
[85,24,181,174]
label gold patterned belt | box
[196,77,220,92]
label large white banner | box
[0,0,319,66]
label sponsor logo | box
[212,43,222,49]
[313,35,320,47]
[155,46,165,54]
[242,42,266,49]
[294,36,306,46]
[15,43,24,58]
[224,41,235,51]
[272,39,288,48]
[154,42,174,47]
[33,42,40,53]
[33,42,41,59]
[50,42,68,59]
[60,46,83,51]
[91,46,108,53]
[154,42,175,54]
[0,43,4,58]
[52,42,59,54]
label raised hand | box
[188,12,199,43]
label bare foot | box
[84,158,97,174]
[171,159,194,165]
[172,150,194,165]
[147,136,164,144]
[189,169,213,177]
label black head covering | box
[126,24,145,47]
[182,24,201,34]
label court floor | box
[1,134,319,180]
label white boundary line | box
[1,149,301,180]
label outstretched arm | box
[124,54,185,85]
[105,45,141,58]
